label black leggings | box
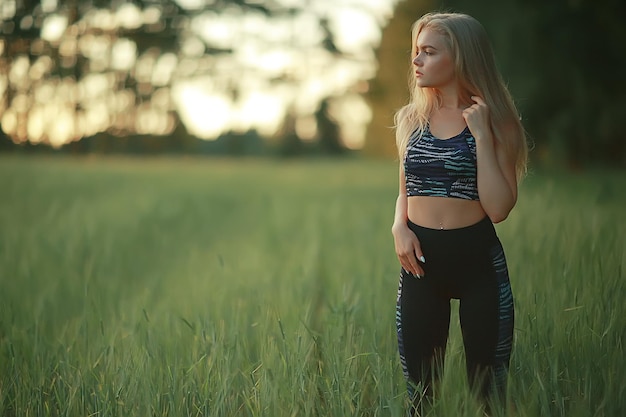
[396,217,514,411]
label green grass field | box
[1,156,624,417]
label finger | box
[413,263,424,278]
[413,241,426,264]
[404,249,423,277]
[470,95,486,106]
[403,254,419,275]
[462,106,477,117]
[401,261,419,278]
[407,258,420,277]
[398,254,416,277]
[413,244,426,277]
[399,257,410,273]
[398,256,410,273]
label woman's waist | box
[406,201,498,256]
[407,196,486,230]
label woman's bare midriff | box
[407,196,487,230]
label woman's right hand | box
[392,223,425,278]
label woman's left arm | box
[463,96,517,223]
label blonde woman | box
[391,12,528,415]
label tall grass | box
[0,156,624,416]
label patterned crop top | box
[404,125,479,200]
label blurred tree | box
[433,0,626,167]
[507,0,626,167]
[277,113,304,156]
[315,98,344,155]
[2,1,224,146]
[363,0,434,159]
[364,0,626,167]
[1,0,361,155]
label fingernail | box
[419,256,426,263]
[415,274,421,279]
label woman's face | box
[412,28,455,89]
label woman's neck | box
[434,84,468,110]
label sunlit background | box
[1,0,401,153]
[1,0,625,164]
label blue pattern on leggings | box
[490,243,514,391]
[395,244,514,400]
[396,271,414,398]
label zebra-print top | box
[403,125,479,200]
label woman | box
[391,12,528,415]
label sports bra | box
[404,124,479,200]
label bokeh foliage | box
[3,0,625,164]
[1,0,359,154]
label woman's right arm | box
[391,164,425,277]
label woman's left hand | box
[462,96,492,141]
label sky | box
[0,0,398,149]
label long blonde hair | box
[394,12,528,180]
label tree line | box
[0,0,350,156]
[364,0,626,168]
[2,0,625,166]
